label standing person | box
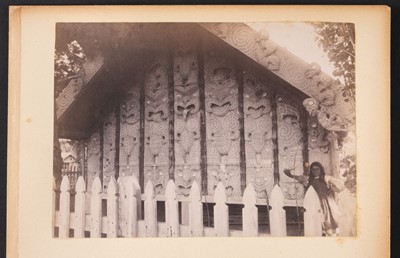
[284,162,343,236]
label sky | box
[248,22,335,76]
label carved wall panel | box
[307,115,332,174]
[119,87,140,179]
[174,45,201,196]
[144,58,170,195]
[243,74,274,200]
[276,98,305,200]
[102,111,117,192]
[204,50,241,197]
[87,130,101,191]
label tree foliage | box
[313,23,355,104]
[54,40,87,98]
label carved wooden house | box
[54,23,355,230]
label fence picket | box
[165,180,179,237]
[189,181,203,237]
[125,179,138,237]
[130,176,142,220]
[107,177,118,238]
[90,177,102,238]
[269,184,287,236]
[303,186,322,236]
[117,177,127,237]
[242,183,258,236]
[144,181,157,237]
[52,177,57,237]
[59,176,71,238]
[214,182,229,237]
[74,176,86,238]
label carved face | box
[303,98,319,117]
[146,134,166,157]
[175,95,199,120]
[211,67,231,86]
[121,92,139,124]
[206,94,238,117]
[175,49,197,88]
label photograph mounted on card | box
[8,5,390,258]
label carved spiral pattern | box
[56,85,76,117]
[227,24,257,54]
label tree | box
[54,40,87,98]
[313,23,356,194]
[313,22,355,106]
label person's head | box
[310,162,325,179]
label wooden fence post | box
[214,182,229,237]
[242,183,258,236]
[144,181,157,237]
[52,177,57,237]
[189,181,203,237]
[130,175,142,220]
[59,176,70,238]
[125,179,138,237]
[74,176,86,238]
[107,177,119,238]
[270,184,287,236]
[303,186,322,236]
[165,180,179,237]
[90,177,102,238]
[117,177,127,237]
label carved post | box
[237,68,247,194]
[115,104,121,180]
[196,35,208,195]
[327,131,340,177]
[139,68,146,192]
[301,109,309,174]
[167,48,176,181]
[271,91,280,185]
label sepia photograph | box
[52,21,357,238]
[8,5,390,258]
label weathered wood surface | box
[90,177,102,237]
[269,184,287,236]
[165,180,179,237]
[74,176,86,237]
[144,181,157,237]
[59,176,70,238]
[189,181,203,236]
[303,186,322,236]
[214,182,229,237]
[242,183,258,236]
[107,177,118,238]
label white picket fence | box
[53,175,323,238]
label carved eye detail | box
[177,133,181,137]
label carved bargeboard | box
[205,50,241,197]
[119,86,140,179]
[174,45,201,197]
[144,58,170,195]
[243,74,274,200]
[276,98,305,200]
